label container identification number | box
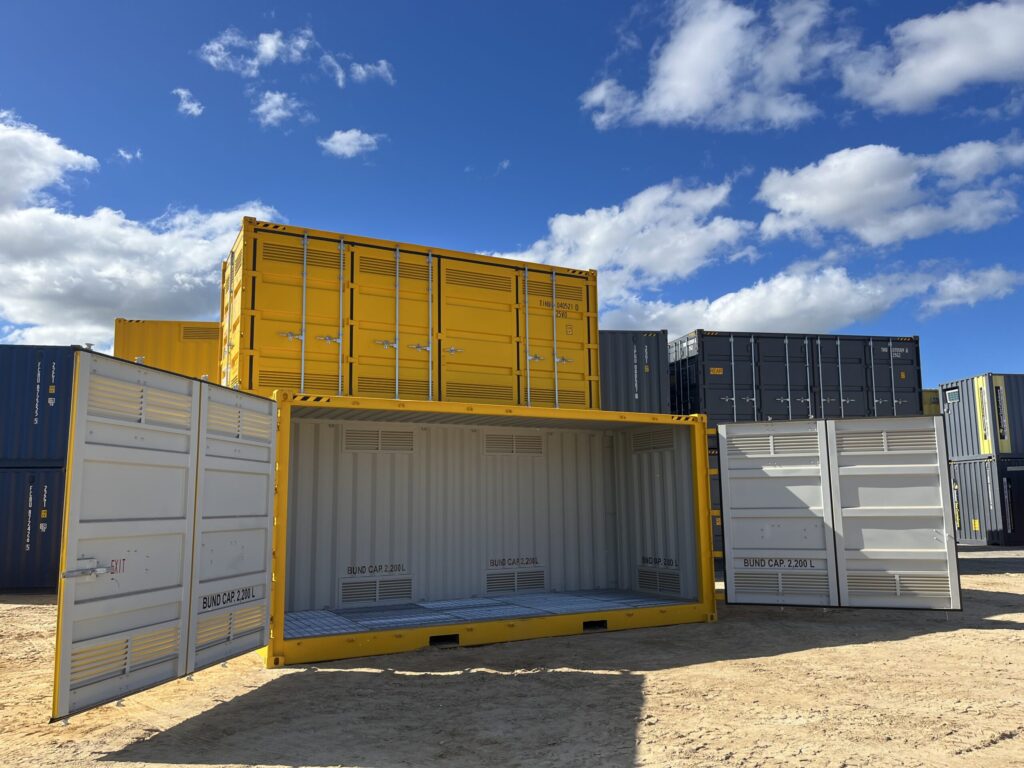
[742,558,816,569]
[346,563,407,576]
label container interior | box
[283,408,700,638]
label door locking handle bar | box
[317,335,342,344]
[409,343,431,352]
[444,346,464,355]
[375,339,398,350]
[279,331,304,341]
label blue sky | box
[0,1,1021,386]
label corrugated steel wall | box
[950,458,1024,545]
[113,319,221,380]
[285,419,697,611]
[599,330,671,413]
[0,467,65,590]
[0,345,75,466]
[940,374,1024,461]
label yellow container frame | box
[265,393,716,666]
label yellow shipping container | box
[221,217,601,407]
[113,318,220,379]
[922,388,941,415]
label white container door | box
[720,421,838,606]
[53,352,275,719]
[827,416,961,610]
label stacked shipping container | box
[113,319,221,380]
[0,345,76,590]
[940,374,1024,544]
[221,218,600,408]
[598,330,670,413]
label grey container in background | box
[599,330,670,414]
[949,458,1024,546]
[939,374,1024,461]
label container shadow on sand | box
[102,578,1023,768]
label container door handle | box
[527,353,543,362]
[555,356,573,365]
[62,558,110,579]
[375,339,398,350]
[279,331,304,342]
[444,346,464,355]
[318,335,342,345]
[409,343,431,352]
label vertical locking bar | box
[224,247,235,387]
[394,246,400,400]
[729,335,737,422]
[338,238,345,395]
[427,250,434,401]
[784,336,792,420]
[524,266,532,406]
[804,336,813,417]
[551,270,559,408]
[837,338,845,418]
[751,335,759,421]
[300,231,308,393]
[869,338,878,417]
[889,338,898,416]
[817,337,825,417]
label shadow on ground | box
[102,553,1024,768]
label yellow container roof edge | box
[243,217,598,279]
[275,390,706,427]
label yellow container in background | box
[922,388,941,416]
[221,217,601,407]
[113,318,220,380]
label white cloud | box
[0,110,98,211]
[199,26,314,77]
[252,91,302,127]
[839,1,1024,113]
[318,129,383,158]
[0,113,277,347]
[494,180,753,306]
[496,159,511,175]
[117,148,142,162]
[172,88,204,117]
[922,265,1024,314]
[758,138,1024,245]
[320,53,346,88]
[581,0,836,131]
[350,59,396,85]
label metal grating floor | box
[285,589,683,639]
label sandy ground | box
[1,550,1022,768]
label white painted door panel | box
[53,352,276,719]
[721,421,838,606]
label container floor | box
[284,589,682,639]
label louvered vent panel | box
[182,325,219,340]
[732,572,782,594]
[514,435,543,455]
[195,614,231,649]
[837,431,886,454]
[207,402,241,437]
[486,572,517,593]
[262,242,340,269]
[340,581,378,603]
[359,256,429,281]
[143,389,193,429]
[897,574,950,597]
[657,570,681,594]
[232,604,267,635]
[884,430,937,453]
[88,376,144,422]
[241,410,274,442]
[129,626,180,668]
[485,434,515,454]
[446,382,515,403]
[728,435,773,458]
[632,429,674,452]
[344,429,380,452]
[70,638,129,688]
[258,370,339,392]
[377,578,414,601]
[554,284,584,301]
[637,568,659,592]
[516,570,546,592]
[446,268,512,292]
[359,377,430,400]
[380,430,415,452]
[528,388,587,407]
[637,568,680,594]
[771,433,820,455]
[846,573,897,595]
[780,572,830,594]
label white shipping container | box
[720,416,960,610]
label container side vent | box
[359,377,430,400]
[446,268,512,292]
[181,326,219,340]
[340,581,378,603]
[728,433,819,458]
[637,567,681,594]
[529,388,587,408]
[516,570,546,591]
[846,572,949,598]
[343,429,415,453]
[484,433,544,455]
[446,382,515,404]
[780,572,830,594]
[727,435,773,458]
[554,284,584,301]
[262,242,339,269]
[631,428,675,453]
[731,572,781,594]
[338,578,414,604]
[485,570,546,593]
[259,370,340,393]
[486,572,516,593]
[772,433,821,455]
[377,578,414,601]
[837,429,936,454]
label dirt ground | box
[2,550,1022,768]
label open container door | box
[52,351,275,719]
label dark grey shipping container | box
[939,374,1024,461]
[0,466,65,590]
[950,458,1024,546]
[670,330,923,427]
[0,345,76,466]
[599,330,670,413]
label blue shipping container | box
[0,345,75,466]
[0,466,65,590]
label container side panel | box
[828,416,960,609]
[113,320,220,381]
[53,352,201,719]
[0,467,65,590]
[1000,459,1024,545]
[187,384,276,672]
[720,421,837,606]
[991,375,1024,458]
[950,460,991,544]
[0,345,75,465]
[940,377,984,460]
[598,331,670,413]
